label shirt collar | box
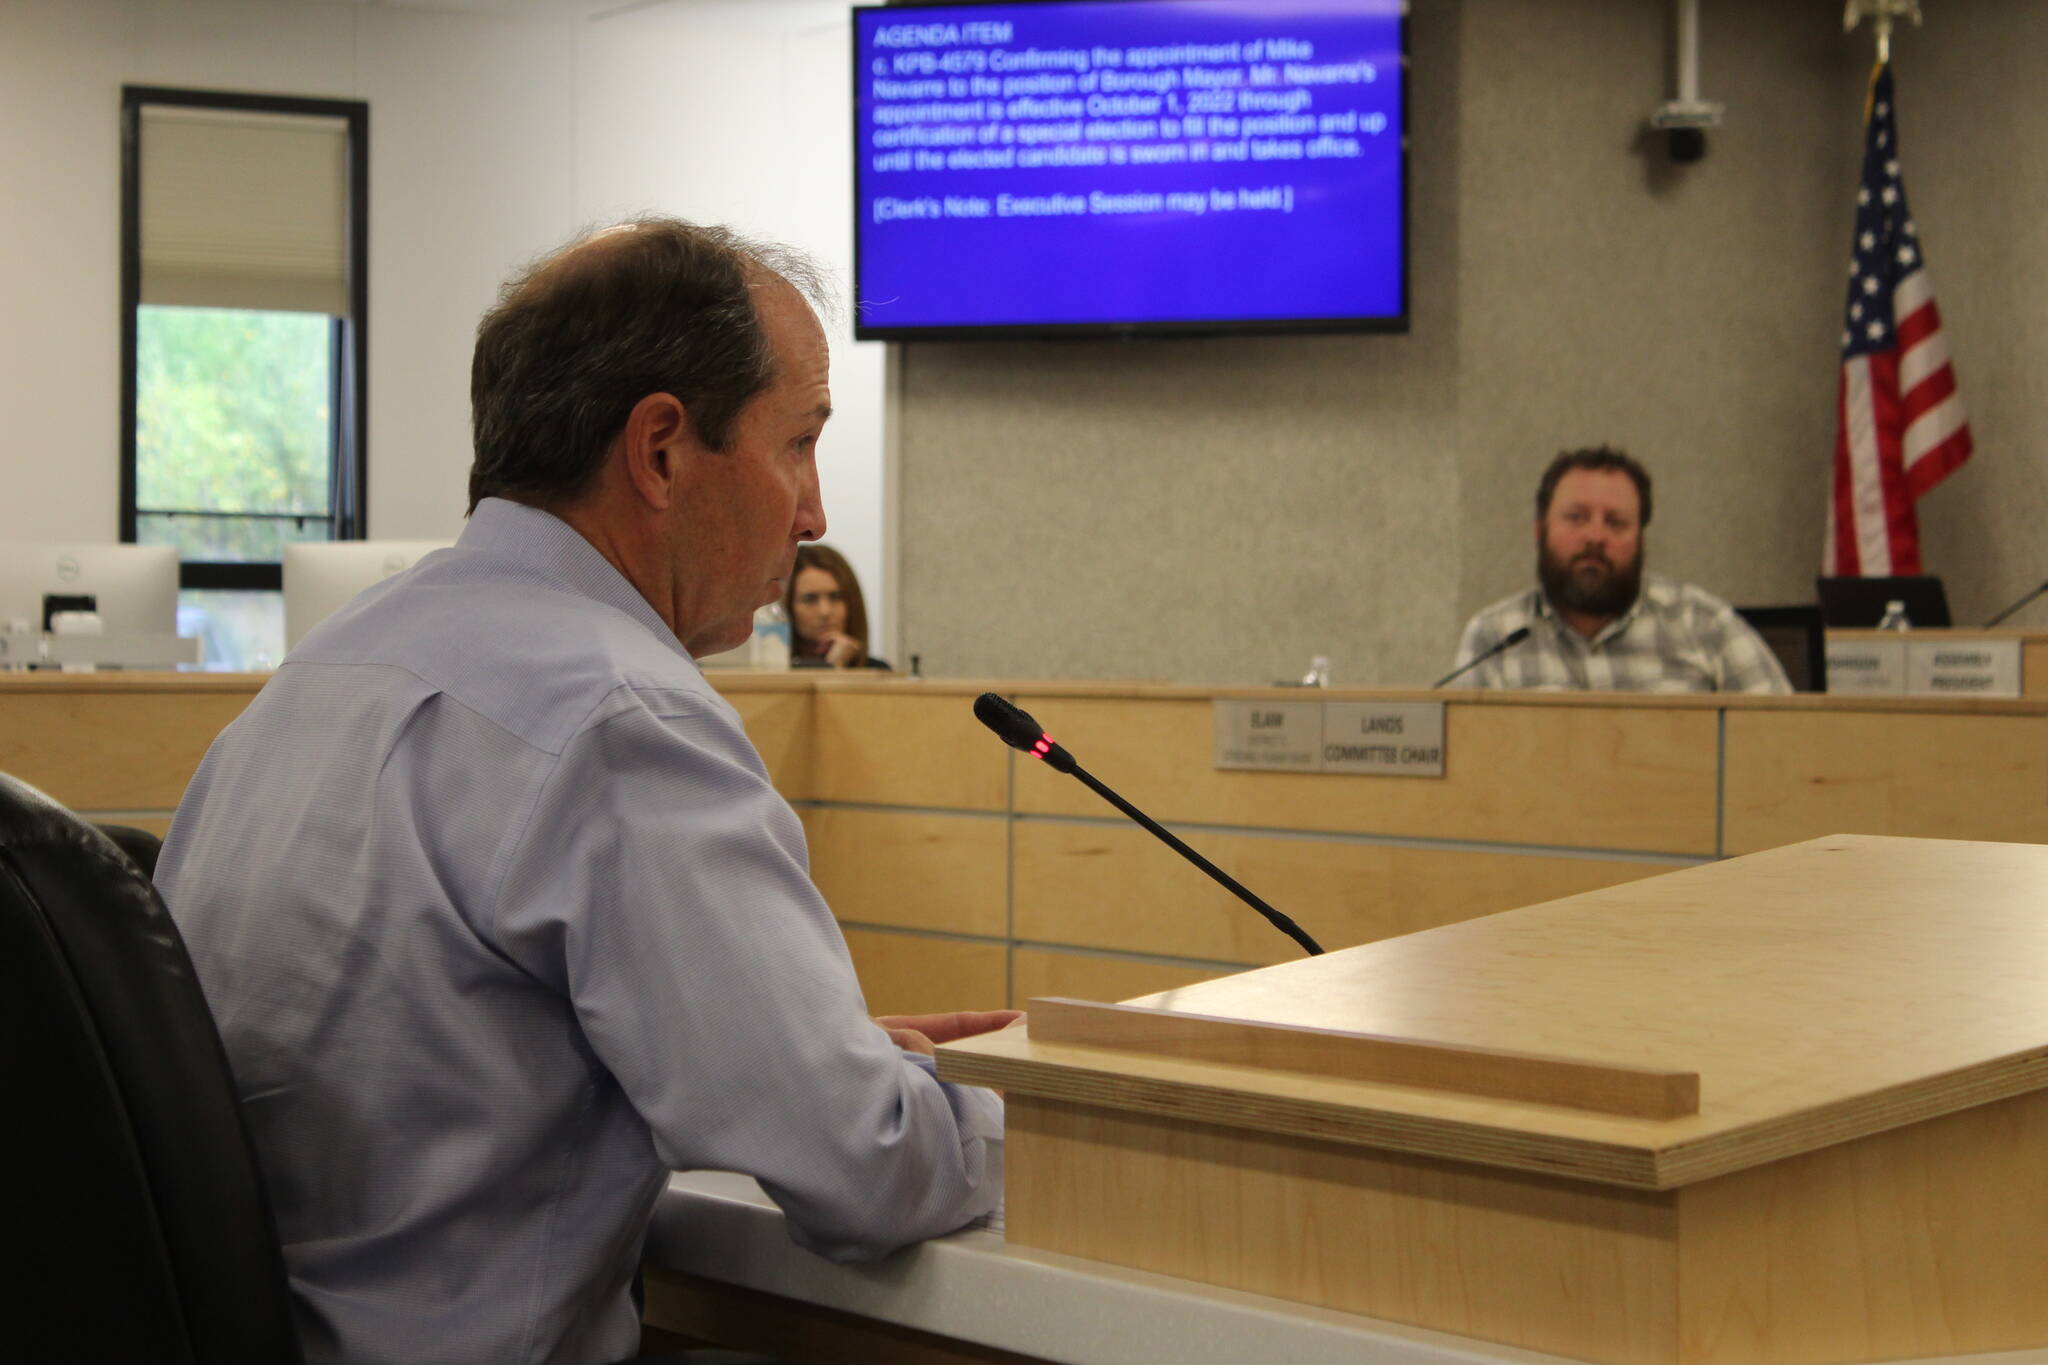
[460,497,694,663]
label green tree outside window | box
[135,304,337,562]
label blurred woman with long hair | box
[783,544,890,670]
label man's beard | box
[1538,535,1643,619]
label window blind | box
[139,105,351,317]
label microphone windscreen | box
[973,692,1045,751]
[1502,625,1532,646]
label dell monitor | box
[0,541,180,634]
[283,540,455,652]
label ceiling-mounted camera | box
[1651,98,1723,164]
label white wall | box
[573,0,892,651]
[1,0,135,543]
[0,0,893,646]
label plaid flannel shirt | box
[1450,574,1791,694]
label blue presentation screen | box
[853,0,1406,337]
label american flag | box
[1825,63,1971,577]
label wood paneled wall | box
[9,671,2048,1017]
[768,679,2048,1014]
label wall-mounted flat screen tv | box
[853,0,1407,339]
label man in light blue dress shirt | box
[157,220,1012,1365]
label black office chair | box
[97,821,164,879]
[1735,604,1828,693]
[0,772,304,1363]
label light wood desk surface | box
[938,835,2048,1365]
[946,833,2048,1188]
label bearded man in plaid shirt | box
[1449,447,1790,694]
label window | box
[121,87,367,669]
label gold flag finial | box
[1843,0,1923,64]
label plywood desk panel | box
[0,672,261,814]
[1007,693,1721,855]
[809,683,1007,811]
[839,926,1007,1018]
[1013,819,1681,964]
[2028,639,2048,698]
[713,675,816,800]
[1675,1085,2048,1364]
[1004,1099,1683,1365]
[1722,707,2048,854]
[802,807,1006,938]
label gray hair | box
[468,216,831,512]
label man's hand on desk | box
[874,1009,1024,1057]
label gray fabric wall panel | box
[893,0,2043,684]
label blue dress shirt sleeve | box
[492,682,1003,1262]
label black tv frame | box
[852,0,1411,341]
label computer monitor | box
[1815,575,1952,629]
[0,541,180,633]
[283,540,454,651]
[1735,605,1827,693]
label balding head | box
[468,217,828,512]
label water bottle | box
[1300,655,1332,687]
[750,602,792,669]
[1875,599,1911,632]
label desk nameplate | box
[1214,700,1446,777]
[1212,700,1322,771]
[1907,638,2021,698]
[1826,638,1906,694]
[1320,701,1445,777]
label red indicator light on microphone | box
[1032,735,1053,758]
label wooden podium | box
[939,835,2048,1365]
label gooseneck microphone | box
[973,693,1324,957]
[1431,625,1532,689]
[1984,580,2048,629]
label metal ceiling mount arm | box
[1650,0,1723,162]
